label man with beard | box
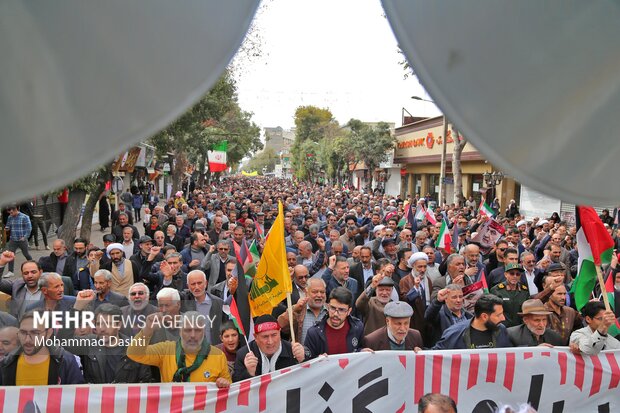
[507,299,563,347]
[272,265,308,319]
[432,254,474,299]
[39,239,69,275]
[278,278,328,344]
[95,243,148,297]
[89,269,129,308]
[349,246,379,296]
[0,326,18,362]
[128,311,230,385]
[304,287,366,359]
[425,284,473,346]
[61,238,92,291]
[544,282,582,345]
[150,287,183,344]
[201,241,236,288]
[433,294,512,350]
[364,301,423,351]
[233,315,305,382]
[356,275,395,335]
[121,282,158,338]
[112,212,139,241]
[65,304,152,383]
[0,311,84,385]
[0,254,43,318]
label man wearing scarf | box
[127,311,230,385]
[232,315,305,382]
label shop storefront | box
[394,116,518,209]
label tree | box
[318,124,350,186]
[244,147,278,174]
[451,128,467,207]
[348,120,396,191]
[150,69,261,192]
[291,106,336,181]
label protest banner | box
[2,348,618,412]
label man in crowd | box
[3,204,32,276]
[365,301,423,351]
[0,326,18,362]
[356,274,395,335]
[489,263,530,327]
[130,235,163,292]
[0,311,84,385]
[112,212,139,241]
[181,232,209,273]
[425,284,473,346]
[180,270,224,345]
[39,239,69,275]
[97,243,149,296]
[233,315,305,382]
[121,226,139,259]
[154,252,187,294]
[121,282,158,338]
[128,311,230,384]
[278,278,327,344]
[507,299,563,347]
[486,247,520,288]
[304,287,366,358]
[433,294,512,349]
[201,241,236,288]
[323,256,359,303]
[570,301,620,354]
[349,246,378,296]
[543,280,581,345]
[0,254,44,318]
[90,269,130,308]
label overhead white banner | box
[1,348,619,412]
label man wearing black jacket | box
[233,315,305,382]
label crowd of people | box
[0,176,618,391]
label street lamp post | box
[483,170,504,201]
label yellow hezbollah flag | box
[248,201,291,317]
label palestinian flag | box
[435,220,452,249]
[603,270,620,336]
[478,198,495,217]
[208,140,228,172]
[255,221,265,240]
[244,240,261,279]
[570,206,615,310]
[222,296,247,338]
[398,202,410,228]
[415,205,426,221]
[425,208,438,225]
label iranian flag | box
[425,208,437,225]
[223,296,247,338]
[478,198,495,217]
[208,140,228,172]
[570,206,615,310]
[435,220,452,249]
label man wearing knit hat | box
[233,315,305,382]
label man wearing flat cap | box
[364,301,422,351]
[233,315,305,382]
[356,274,395,335]
[507,299,563,347]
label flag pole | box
[596,265,612,311]
[286,292,296,343]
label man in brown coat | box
[364,301,423,351]
[355,275,395,335]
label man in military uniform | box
[489,263,530,327]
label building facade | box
[394,116,519,208]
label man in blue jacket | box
[304,287,366,358]
[432,294,513,350]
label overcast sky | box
[235,0,442,131]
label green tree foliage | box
[347,119,396,190]
[244,147,278,174]
[150,69,261,190]
[291,106,337,181]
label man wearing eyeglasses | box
[201,241,236,289]
[120,282,158,338]
[489,263,530,327]
[304,286,366,359]
[0,311,84,385]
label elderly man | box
[432,254,474,299]
[90,269,129,308]
[296,238,326,277]
[322,256,359,304]
[128,311,230,384]
[233,315,305,382]
[365,301,423,351]
[570,301,620,355]
[130,235,163,292]
[425,284,473,346]
[26,272,76,314]
[433,294,512,350]
[201,241,236,288]
[121,226,139,259]
[490,263,530,327]
[0,311,84,385]
[154,251,187,294]
[39,239,70,275]
[278,278,327,344]
[148,287,183,344]
[399,252,433,345]
[356,275,396,335]
[0,326,18,362]
[112,212,139,242]
[507,299,563,347]
[164,224,185,251]
[121,282,158,338]
[180,270,224,345]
